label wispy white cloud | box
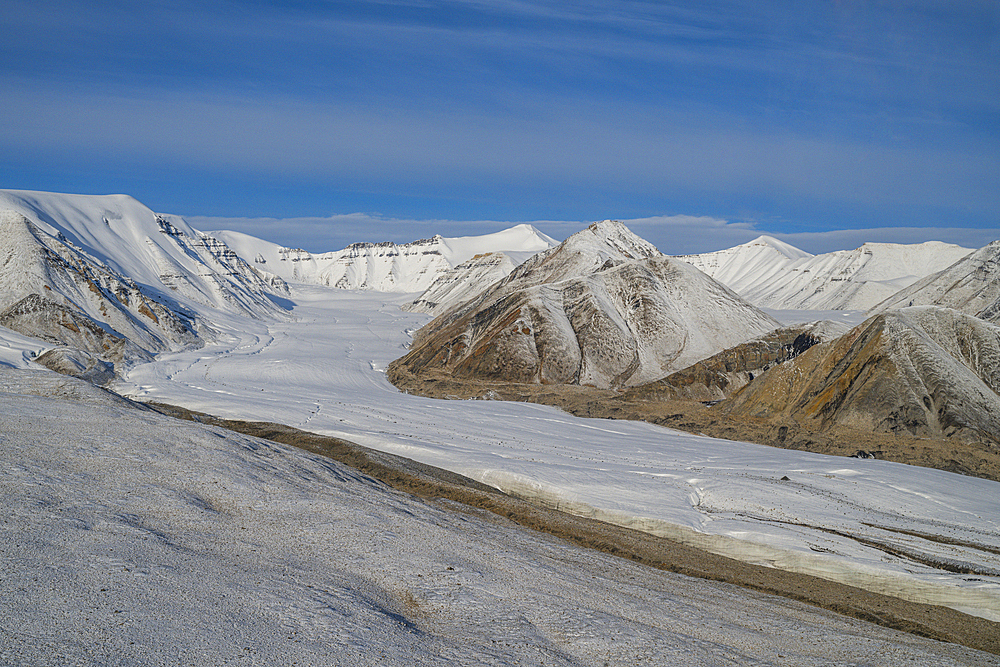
[4,81,995,221]
[1,1,996,239]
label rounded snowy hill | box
[871,239,1000,323]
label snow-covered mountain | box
[679,236,972,311]
[0,190,288,370]
[400,219,660,317]
[721,306,1000,445]
[870,239,1000,322]
[210,223,558,293]
[395,221,778,389]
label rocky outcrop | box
[718,307,1000,445]
[870,240,1000,323]
[394,222,779,389]
[624,320,848,402]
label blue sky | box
[1,0,997,253]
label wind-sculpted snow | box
[871,239,1000,323]
[721,306,1000,444]
[115,286,1000,621]
[211,223,557,293]
[680,236,972,311]
[4,368,992,664]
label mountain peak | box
[744,235,813,260]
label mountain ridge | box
[211,223,558,293]
[678,236,973,311]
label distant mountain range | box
[210,224,557,293]
[4,189,999,470]
[677,235,972,311]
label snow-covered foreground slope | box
[4,370,991,665]
[679,236,973,311]
[117,285,1000,621]
[211,223,557,293]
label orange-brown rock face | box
[720,306,1000,444]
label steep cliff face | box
[395,222,778,389]
[870,240,1000,323]
[719,307,1000,444]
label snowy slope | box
[4,368,990,665]
[403,251,518,315]
[871,239,1000,322]
[678,235,813,288]
[210,223,558,293]
[0,190,288,319]
[679,236,972,311]
[0,208,200,362]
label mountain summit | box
[393,221,778,389]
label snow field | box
[6,371,994,665]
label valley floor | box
[114,284,1000,625]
